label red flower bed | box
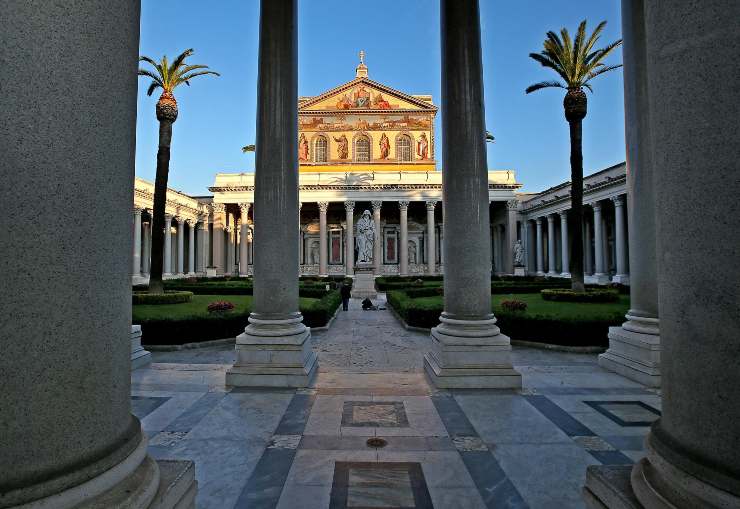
[207,301,235,312]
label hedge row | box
[541,288,619,303]
[387,290,623,347]
[137,290,342,345]
[132,291,193,305]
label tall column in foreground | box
[132,208,142,276]
[0,2,196,506]
[426,200,437,275]
[425,0,521,388]
[372,200,382,274]
[560,211,570,277]
[163,213,173,275]
[598,0,661,390]
[318,202,329,276]
[586,1,740,507]
[227,0,316,387]
[239,203,250,276]
[399,201,409,276]
[345,201,355,275]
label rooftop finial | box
[356,50,368,78]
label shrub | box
[501,300,528,312]
[207,301,235,312]
[541,289,619,303]
[301,290,342,328]
[132,291,193,305]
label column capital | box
[224,225,232,233]
[536,217,543,225]
[611,194,625,207]
[398,200,410,210]
[591,201,602,212]
[238,202,251,214]
[559,209,568,218]
[547,214,556,224]
[371,200,382,211]
[506,199,519,210]
[164,213,174,221]
[185,218,195,226]
[211,203,226,213]
[425,200,437,211]
[175,215,185,224]
[133,207,143,216]
[318,201,329,212]
[344,200,355,212]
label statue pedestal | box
[351,266,377,299]
[514,266,526,277]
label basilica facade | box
[131,59,630,285]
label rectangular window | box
[329,230,343,264]
[384,229,398,264]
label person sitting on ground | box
[362,297,375,310]
[340,283,351,311]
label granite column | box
[372,200,382,274]
[0,2,196,506]
[535,217,545,276]
[132,208,142,276]
[163,214,173,276]
[399,201,409,276]
[611,195,628,283]
[318,202,328,276]
[560,211,570,277]
[176,217,185,275]
[227,0,316,387]
[426,200,436,275]
[424,0,521,388]
[239,203,250,276]
[546,214,557,276]
[345,201,355,275]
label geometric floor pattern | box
[132,295,661,508]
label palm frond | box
[485,131,495,143]
[170,49,194,76]
[529,52,569,83]
[525,80,565,94]
[585,64,623,82]
[138,69,163,84]
[175,64,210,79]
[178,70,221,85]
[146,81,162,96]
[573,20,588,79]
[242,144,256,153]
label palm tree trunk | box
[568,119,586,292]
[147,120,173,294]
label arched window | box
[355,136,370,162]
[314,136,328,163]
[396,135,412,162]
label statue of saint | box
[416,133,429,159]
[379,133,390,159]
[355,210,375,263]
[408,241,417,264]
[334,134,349,159]
[309,241,319,265]
[298,133,309,161]
[513,240,524,266]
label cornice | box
[208,183,521,193]
[520,174,626,214]
[298,77,438,113]
[133,188,204,217]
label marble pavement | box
[132,296,660,508]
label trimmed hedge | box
[135,291,342,345]
[387,290,626,347]
[132,291,193,305]
[541,289,619,303]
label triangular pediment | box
[299,78,437,113]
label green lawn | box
[411,293,629,320]
[132,294,322,321]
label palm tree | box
[138,49,219,293]
[241,144,256,153]
[526,20,621,292]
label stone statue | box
[513,240,524,267]
[309,241,319,264]
[355,210,374,263]
[408,240,417,264]
[333,134,349,159]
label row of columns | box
[132,209,200,277]
[529,195,628,282]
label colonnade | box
[524,195,629,283]
[132,210,202,278]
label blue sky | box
[136,1,624,195]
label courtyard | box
[134,295,658,508]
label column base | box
[2,435,196,509]
[612,274,630,285]
[186,272,196,277]
[226,314,317,388]
[513,267,526,276]
[205,267,217,277]
[536,271,546,276]
[585,273,610,285]
[546,271,559,277]
[583,465,642,508]
[351,271,377,299]
[131,325,152,370]
[560,272,572,278]
[424,315,522,389]
[599,316,660,387]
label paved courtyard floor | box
[132,295,660,508]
